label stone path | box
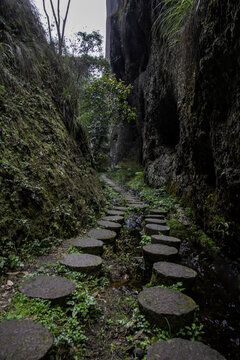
[0,173,226,359]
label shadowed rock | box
[146,223,170,236]
[106,210,125,216]
[113,206,129,211]
[145,218,167,225]
[138,287,196,330]
[145,214,165,219]
[102,215,124,224]
[151,262,197,290]
[0,319,53,359]
[149,209,167,215]
[147,338,226,360]
[19,275,75,301]
[88,228,117,244]
[151,234,181,249]
[60,253,102,273]
[68,238,104,255]
[143,244,178,269]
[97,220,122,233]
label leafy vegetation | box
[153,0,194,46]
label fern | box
[153,0,194,47]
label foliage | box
[153,0,194,47]
[79,74,136,169]
[107,158,142,183]
[140,234,152,246]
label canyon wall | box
[107,0,240,255]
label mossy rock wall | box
[0,0,104,269]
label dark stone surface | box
[145,224,170,236]
[113,206,129,211]
[19,275,75,301]
[145,218,166,225]
[128,203,147,209]
[106,210,125,216]
[88,228,117,243]
[138,287,196,330]
[68,238,104,255]
[60,253,102,272]
[145,214,164,219]
[0,319,53,360]
[97,220,122,232]
[147,338,226,360]
[151,261,197,289]
[102,215,124,224]
[151,234,181,249]
[143,244,178,269]
[149,209,168,216]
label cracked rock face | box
[107,0,240,254]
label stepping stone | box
[19,275,75,302]
[68,237,104,255]
[0,319,53,359]
[147,338,226,360]
[88,228,117,244]
[102,215,124,224]
[138,287,196,330]
[145,214,165,219]
[60,253,102,273]
[151,234,181,249]
[149,209,167,215]
[113,206,128,211]
[145,223,170,236]
[97,220,122,233]
[145,218,166,225]
[106,210,125,216]
[143,244,178,269]
[128,203,147,209]
[151,262,197,289]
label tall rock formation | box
[106,0,240,255]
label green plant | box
[177,316,204,341]
[153,0,194,47]
[140,234,152,246]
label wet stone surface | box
[147,338,226,360]
[143,244,178,269]
[60,253,103,273]
[0,319,53,360]
[151,261,197,289]
[145,223,170,236]
[87,228,117,244]
[151,234,181,249]
[97,220,122,232]
[145,218,167,225]
[138,287,197,330]
[68,238,104,255]
[19,275,76,301]
[106,210,125,216]
[102,215,124,224]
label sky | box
[32,0,106,51]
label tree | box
[42,0,71,55]
[79,74,136,168]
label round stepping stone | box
[19,275,75,301]
[102,215,124,224]
[88,228,117,244]
[149,209,167,215]
[113,206,128,211]
[106,210,125,216]
[143,244,178,269]
[151,262,197,289]
[145,214,164,219]
[145,218,166,225]
[145,223,170,236]
[0,319,53,360]
[138,287,197,330]
[97,220,122,233]
[151,234,181,249]
[60,253,102,273]
[128,203,147,209]
[147,338,226,360]
[68,237,104,255]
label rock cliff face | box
[0,0,104,268]
[107,0,240,254]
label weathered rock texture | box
[106,0,240,254]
